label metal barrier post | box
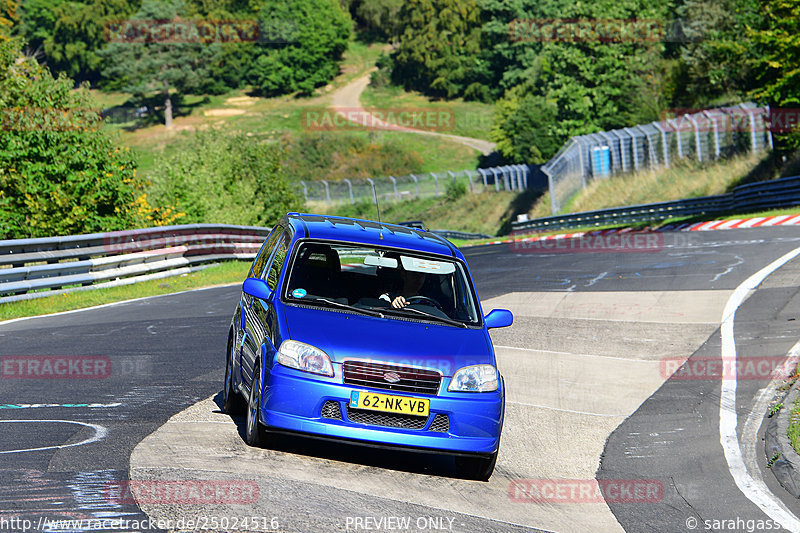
[389,176,398,201]
[410,174,419,198]
[687,115,702,162]
[492,168,501,192]
[654,122,669,168]
[344,179,354,204]
[321,180,332,204]
[432,173,439,196]
[703,111,720,158]
[478,169,488,189]
[300,181,309,202]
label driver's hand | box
[391,296,408,308]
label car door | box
[240,228,285,389]
[241,230,289,390]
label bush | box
[445,180,467,202]
[281,132,424,182]
[146,129,304,226]
[0,38,146,239]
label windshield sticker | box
[400,256,456,274]
[292,288,307,299]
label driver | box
[379,266,426,309]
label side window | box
[251,229,282,279]
[265,235,289,291]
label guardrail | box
[0,224,272,303]
[511,175,800,233]
[0,223,493,304]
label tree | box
[748,0,800,152]
[99,0,219,127]
[147,129,304,226]
[0,38,144,238]
[41,0,137,83]
[0,0,18,41]
[248,0,351,96]
[390,0,483,99]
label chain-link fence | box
[541,103,774,215]
[299,164,543,206]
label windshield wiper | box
[385,306,468,328]
[304,297,385,318]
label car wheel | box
[223,332,245,415]
[456,451,498,481]
[245,362,270,447]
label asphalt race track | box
[2,226,800,532]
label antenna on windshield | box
[367,178,383,240]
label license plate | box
[349,391,429,416]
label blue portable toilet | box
[592,146,611,178]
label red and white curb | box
[478,214,800,246]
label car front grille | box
[429,414,450,433]
[345,405,428,430]
[342,360,441,395]
[320,400,342,420]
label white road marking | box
[0,283,240,327]
[506,400,627,418]
[494,344,658,363]
[0,420,107,454]
[711,255,745,283]
[585,272,609,287]
[719,246,800,530]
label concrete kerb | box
[769,379,800,498]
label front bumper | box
[260,363,504,455]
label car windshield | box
[283,241,480,326]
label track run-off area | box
[3,226,800,532]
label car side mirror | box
[242,277,272,300]
[484,309,513,329]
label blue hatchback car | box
[223,213,513,480]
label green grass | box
[528,152,767,219]
[320,190,521,237]
[0,261,251,321]
[788,391,800,455]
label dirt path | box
[330,71,497,155]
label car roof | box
[283,213,463,259]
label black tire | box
[456,451,498,481]
[245,362,271,447]
[223,332,245,415]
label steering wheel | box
[406,296,444,311]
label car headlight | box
[448,364,498,392]
[276,340,334,377]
